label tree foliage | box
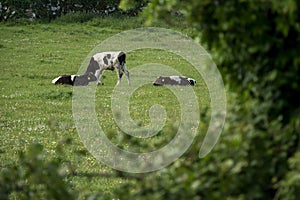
[0,0,125,21]
[0,143,74,199]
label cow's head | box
[187,78,197,86]
[74,72,97,86]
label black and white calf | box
[153,76,196,86]
[52,51,130,86]
[52,72,97,86]
[85,51,130,86]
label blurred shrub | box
[54,12,98,23]
[0,143,74,199]
[278,151,300,199]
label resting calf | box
[153,76,197,86]
[52,72,97,86]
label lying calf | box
[52,72,97,86]
[86,51,130,86]
[153,76,196,86]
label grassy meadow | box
[0,16,210,199]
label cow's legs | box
[117,67,123,86]
[123,64,130,86]
[116,64,130,86]
[95,69,104,85]
[122,63,130,85]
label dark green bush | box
[0,143,74,199]
[54,12,98,23]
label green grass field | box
[0,17,210,199]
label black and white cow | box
[153,76,196,86]
[52,51,130,86]
[85,51,130,86]
[52,72,97,86]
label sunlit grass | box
[0,18,210,198]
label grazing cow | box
[52,72,97,86]
[85,51,130,86]
[153,76,196,86]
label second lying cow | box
[52,72,97,86]
[153,76,197,86]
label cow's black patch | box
[117,52,126,66]
[53,73,97,86]
[86,57,100,74]
[54,75,73,85]
[107,54,111,59]
[86,72,97,82]
[73,75,87,86]
[103,56,109,65]
[74,73,97,86]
